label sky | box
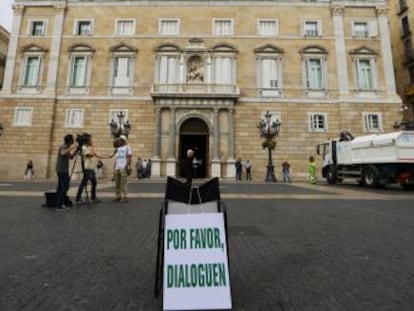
[0,0,13,32]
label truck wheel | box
[326,167,336,184]
[362,166,380,188]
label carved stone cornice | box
[12,4,24,15]
[376,6,388,16]
[331,5,344,16]
[54,2,67,13]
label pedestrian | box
[135,157,143,179]
[235,158,242,181]
[24,159,35,180]
[75,135,103,205]
[147,159,152,179]
[282,160,291,183]
[183,149,194,187]
[111,135,132,202]
[308,156,317,184]
[55,134,78,211]
[142,159,148,178]
[245,159,252,181]
[96,160,104,179]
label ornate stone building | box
[0,0,401,180]
[389,0,414,126]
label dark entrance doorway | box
[179,118,209,178]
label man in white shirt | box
[112,135,132,202]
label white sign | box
[163,212,232,310]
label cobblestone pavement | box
[0,179,413,311]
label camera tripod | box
[69,147,91,208]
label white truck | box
[316,131,414,189]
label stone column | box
[151,107,162,177]
[377,6,397,96]
[45,3,66,95]
[331,5,349,97]
[211,108,221,177]
[226,108,236,178]
[166,108,177,176]
[1,4,24,94]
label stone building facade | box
[0,0,401,180]
[389,0,414,126]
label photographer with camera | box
[75,134,104,205]
[55,134,78,211]
[111,135,132,203]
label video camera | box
[76,132,91,147]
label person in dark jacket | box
[183,149,194,187]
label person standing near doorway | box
[183,149,194,187]
[245,159,252,181]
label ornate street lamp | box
[109,111,131,139]
[257,111,281,182]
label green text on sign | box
[167,263,227,288]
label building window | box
[74,20,93,36]
[352,22,368,38]
[303,21,321,37]
[309,113,328,132]
[399,0,408,13]
[408,65,414,84]
[258,58,282,96]
[363,112,382,132]
[401,16,410,38]
[356,59,375,91]
[257,20,278,36]
[70,56,88,87]
[213,19,233,36]
[113,57,132,87]
[158,55,179,83]
[14,107,33,126]
[116,19,135,36]
[304,58,324,89]
[352,21,377,38]
[22,56,41,87]
[159,19,179,35]
[404,38,414,62]
[65,109,84,128]
[212,57,234,84]
[28,20,46,36]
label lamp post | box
[109,111,131,139]
[257,111,281,182]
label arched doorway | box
[179,118,209,178]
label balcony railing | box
[151,83,240,98]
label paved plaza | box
[0,179,413,311]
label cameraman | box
[55,134,78,211]
[75,134,103,205]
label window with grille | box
[213,19,233,35]
[159,19,179,35]
[65,109,84,128]
[22,56,41,87]
[14,107,33,126]
[363,112,382,132]
[303,21,320,37]
[29,21,46,36]
[116,19,135,36]
[309,113,327,132]
[257,20,278,36]
[75,20,93,36]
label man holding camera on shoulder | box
[55,134,78,211]
[75,134,104,205]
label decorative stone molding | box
[376,6,388,16]
[54,2,67,13]
[12,4,24,15]
[331,5,344,16]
